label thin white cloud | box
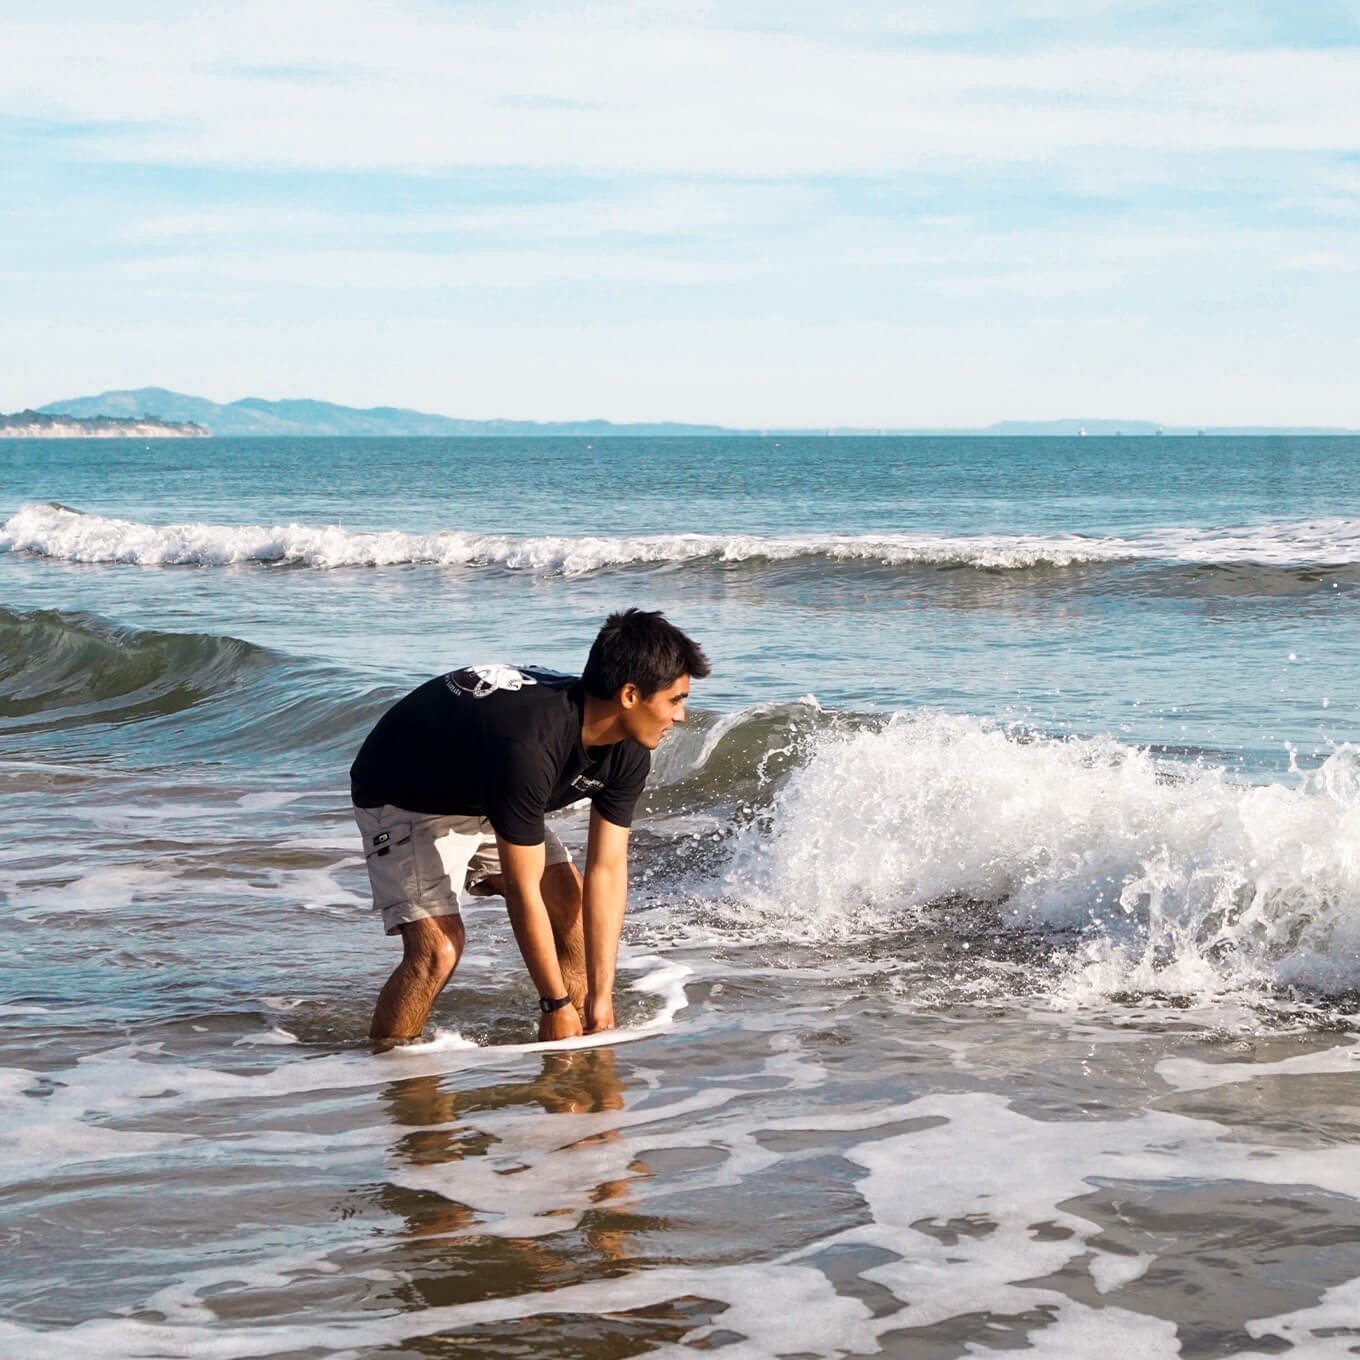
[3,5,1359,175]
[118,184,820,246]
[117,245,745,288]
[4,1,1358,423]
[1278,250,1357,273]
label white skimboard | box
[386,958,691,1061]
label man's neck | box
[581,692,626,748]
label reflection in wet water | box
[381,1049,649,1264]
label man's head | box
[582,609,711,749]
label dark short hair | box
[582,609,711,699]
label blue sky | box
[2,1,1358,426]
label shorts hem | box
[380,898,463,936]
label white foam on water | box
[726,711,1360,1002]
[83,801,237,830]
[380,1081,1360,1337]
[760,1029,828,1091]
[1247,1274,1360,1355]
[0,1072,191,1183]
[280,864,368,913]
[0,1067,42,1101]
[388,1028,481,1054]
[289,829,367,852]
[10,864,180,919]
[237,791,303,811]
[13,1087,1356,1357]
[0,960,692,1193]
[1089,1251,1157,1295]
[383,1023,841,1242]
[993,1302,1181,1358]
[657,1265,877,1358]
[0,1262,876,1360]
[810,1091,1360,1351]
[627,956,693,1028]
[233,1027,300,1047]
[1138,516,1360,565]
[9,503,1360,574]
[387,1083,747,1240]
[1157,1037,1360,1092]
[138,1251,355,1327]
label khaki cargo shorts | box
[354,804,572,935]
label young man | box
[350,609,710,1044]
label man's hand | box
[538,1002,584,1043]
[583,993,615,1034]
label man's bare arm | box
[582,810,630,1033]
[497,837,584,1041]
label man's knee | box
[400,916,465,979]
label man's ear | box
[618,682,640,709]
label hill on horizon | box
[33,388,1360,438]
[38,388,733,438]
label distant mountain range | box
[38,388,730,438]
[29,388,1360,438]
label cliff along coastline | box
[2,409,207,439]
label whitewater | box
[9,501,1360,571]
[3,432,1360,1359]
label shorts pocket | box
[362,820,420,911]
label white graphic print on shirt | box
[444,664,539,699]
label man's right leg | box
[371,915,466,1044]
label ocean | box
[2,434,1359,1359]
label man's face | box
[621,674,690,750]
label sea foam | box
[6,503,1360,574]
[726,712,1360,1000]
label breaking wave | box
[721,712,1360,1002]
[7,601,1358,1004]
[6,504,1360,575]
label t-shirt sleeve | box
[480,738,555,845]
[591,743,651,829]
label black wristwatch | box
[539,994,572,1014]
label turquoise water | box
[4,435,1358,767]
[2,436,1360,1357]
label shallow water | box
[2,435,1359,1357]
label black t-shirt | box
[350,665,650,844]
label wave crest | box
[0,607,385,768]
[7,504,1360,575]
[0,606,270,734]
